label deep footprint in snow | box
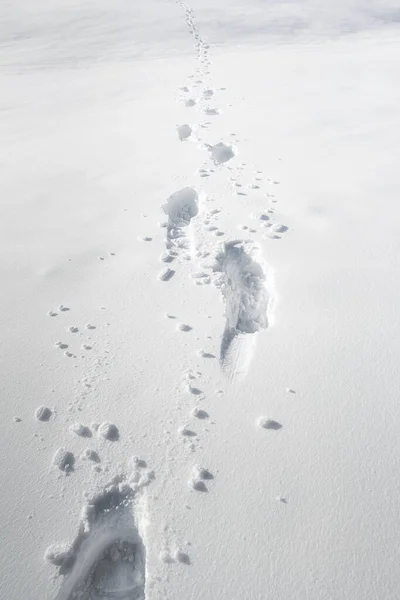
[53,471,152,600]
[213,241,273,379]
[162,187,199,252]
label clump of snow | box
[192,465,213,480]
[191,407,209,419]
[81,448,100,462]
[158,267,175,281]
[174,549,190,564]
[257,417,282,430]
[177,123,192,140]
[52,448,75,472]
[270,223,287,233]
[97,421,119,441]
[189,478,207,492]
[210,141,237,164]
[69,422,90,437]
[159,550,174,564]
[179,425,196,436]
[34,406,52,422]
[44,544,72,567]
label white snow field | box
[1,0,400,598]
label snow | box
[1,0,400,599]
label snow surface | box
[1,0,400,598]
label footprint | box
[52,474,150,600]
[162,187,199,252]
[213,241,274,379]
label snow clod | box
[52,448,75,472]
[257,417,282,430]
[44,544,72,567]
[35,406,52,422]
[97,421,119,441]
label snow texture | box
[1,1,400,599]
